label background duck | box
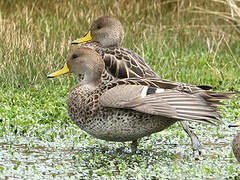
[229,121,240,163]
[72,16,159,79]
[71,16,213,155]
[48,47,234,154]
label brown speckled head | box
[90,16,124,47]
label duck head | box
[229,121,240,128]
[48,48,105,87]
[72,16,124,47]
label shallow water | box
[0,121,239,179]
[0,136,78,179]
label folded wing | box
[99,85,225,125]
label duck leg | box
[131,140,138,154]
[180,122,202,155]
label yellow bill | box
[47,63,70,78]
[229,121,240,128]
[71,31,92,44]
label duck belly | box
[70,108,177,142]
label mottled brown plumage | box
[229,122,240,163]
[232,133,240,162]
[72,16,159,79]
[48,48,234,153]
[71,16,214,154]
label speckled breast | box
[67,85,177,142]
[232,133,240,163]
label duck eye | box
[72,54,78,59]
[96,25,101,29]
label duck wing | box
[100,80,235,125]
[95,45,159,79]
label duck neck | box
[80,71,102,90]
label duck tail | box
[197,91,236,107]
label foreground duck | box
[71,16,213,154]
[229,121,240,162]
[48,47,234,153]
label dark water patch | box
[203,142,229,148]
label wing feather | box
[100,85,221,125]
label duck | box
[71,16,159,79]
[71,16,212,154]
[48,47,234,153]
[229,121,240,163]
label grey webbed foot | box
[131,140,138,154]
[180,121,202,156]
